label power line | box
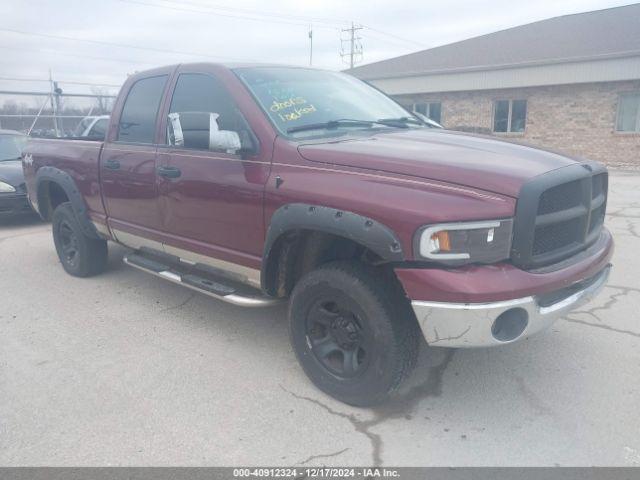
[0,76,52,83]
[116,0,342,29]
[0,90,116,98]
[359,32,421,51]
[362,25,426,48]
[1,9,426,72]
[0,42,163,67]
[119,0,424,48]
[0,76,121,88]
[147,0,351,26]
[0,28,261,63]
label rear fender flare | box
[35,166,100,239]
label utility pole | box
[341,22,363,69]
[49,69,62,137]
[53,81,62,136]
[309,23,313,66]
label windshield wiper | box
[286,118,401,134]
[377,116,424,127]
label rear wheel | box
[52,202,107,277]
[289,261,420,406]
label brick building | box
[348,4,640,168]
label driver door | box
[157,71,268,270]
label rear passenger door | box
[157,71,269,269]
[101,74,169,246]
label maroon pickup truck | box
[23,63,613,406]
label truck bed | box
[23,137,106,225]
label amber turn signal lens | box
[430,230,451,252]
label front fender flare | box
[261,203,404,291]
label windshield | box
[0,134,26,161]
[235,67,419,138]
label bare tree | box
[0,100,18,130]
[2,99,18,115]
[90,87,113,115]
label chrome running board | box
[123,251,281,308]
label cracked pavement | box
[1,171,639,466]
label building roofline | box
[353,49,640,81]
[346,3,640,80]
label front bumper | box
[0,193,33,217]
[411,264,611,348]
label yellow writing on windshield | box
[270,97,308,112]
[278,104,317,122]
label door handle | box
[103,159,120,170]
[157,166,182,179]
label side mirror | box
[169,111,256,156]
[209,129,241,153]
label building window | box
[493,99,527,133]
[413,102,441,123]
[616,93,640,132]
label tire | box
[52,202,107,277]
[289,261,420,407]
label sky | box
[0,0,637,106]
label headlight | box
[0,181,16,193]
[415,219,513,265]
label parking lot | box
[1,171,639,467]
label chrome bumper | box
[411,265,611,348]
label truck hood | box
[298,129,579,197]
[0,159,25,187]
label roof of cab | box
[126,62,331,80]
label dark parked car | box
[23,64,612,406]
[0,129,32,218]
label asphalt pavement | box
[1,171,639,466]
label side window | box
[117,75,167,143]
[89,119,108,139]
[167,73,248,153]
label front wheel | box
[289,261,420,407]
[52,202,108,277]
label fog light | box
[491,308,528,342]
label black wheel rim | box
[58,220,79,267]
[305,297,372,379]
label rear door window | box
[117,75,167,143]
